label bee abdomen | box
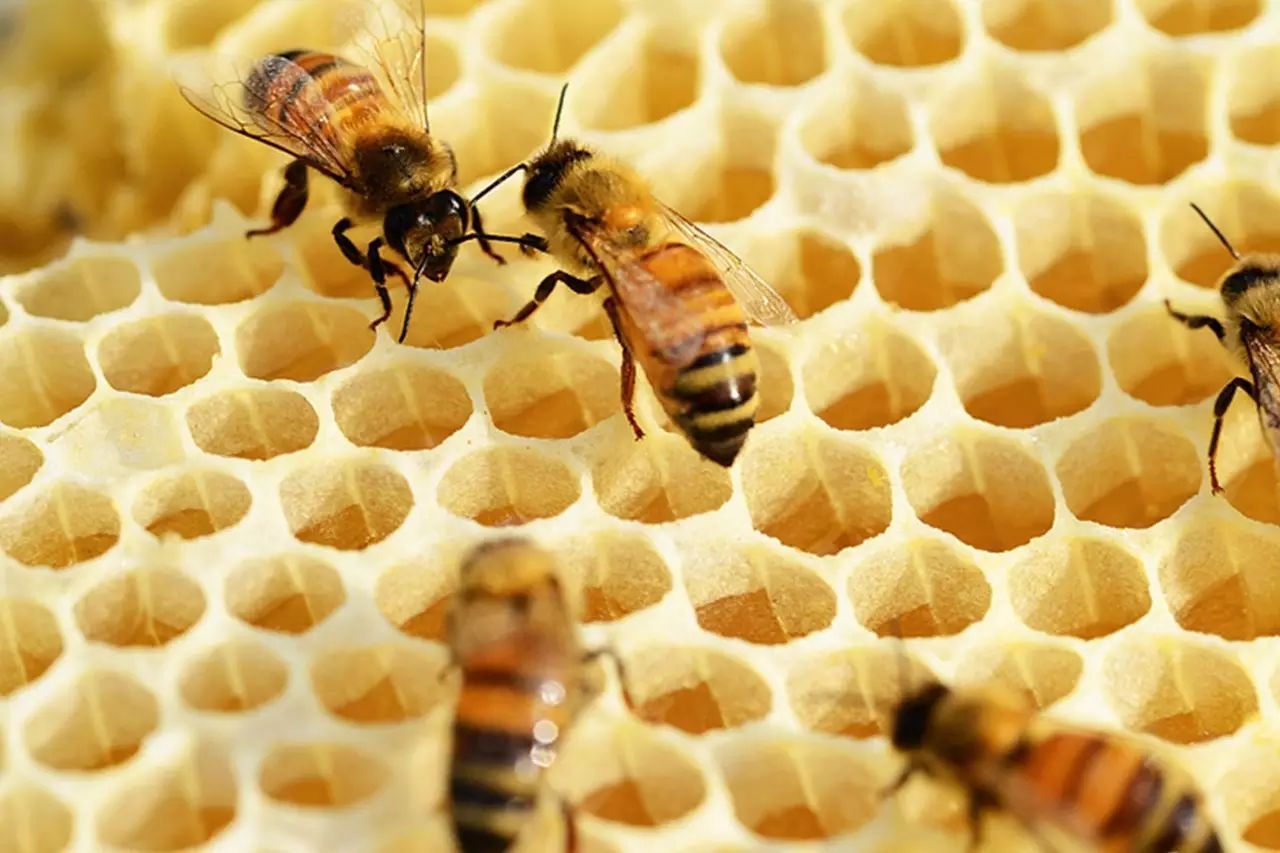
[450,724,540,852]
[670,344,759,466]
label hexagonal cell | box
[74,566,206,647]
[1163,182,1280,288]
[96,741,237,850]
[236,301,374,382]
[1015,190,1148,313]
[559,531,673,623]
[375,558,455,641]
[940,305,1101,428]
[981,0,1112,51]
[848,539,991,637]
[1228,46,1280,146]
[1077,53,1209,186]
[1108,306,1235,407]
[187,386,319,459]
[843,0,963,67]
[787,646,934,738]
[133,469,251,540]
[1225,758,1280,850]
[753,343,795,423]
[259,742,388,807]
[739,228,860,320]
[1214,400,1280,525]
[720,0,826,87]
[333,362,472,450]
[280,460,413,549]
[152,237,282,305]
[1135,0,1259,35]
[1161,519,1280,640]
[26,670,158,770]
[438,447,578,526]
[0,432,42,501]
[951,641,1083,711]
[902,432,1055,552]
[717,737,881,840]
[683,162,775,225]
[804,322,935,431]
[179,640,288,713]
[1009,538,1151,639]
[575,30,699,131]
[930,69,1059,184]
[0,327,96,428]
[0,482,120,568]
[561,724,705,827]
[1056,417,1200,529]
[311,644,448,724]
[622,647,770,734]
[487,0,622,74]
[447,82,558,185]
[798,77,913,172]
[871,189,1002,311]
[226,553,346,633]
[484,343,619,439]
[0,785,72,853]
[1103,636,1255,743]
[742,429,891,555]
[16,255,139,320]
[0,598,62,696]
[683,544,836,645]
[590,436,731,523]
[98,313,220,396]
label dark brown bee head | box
[384,189,470,282]
[1220,263,1280,307]
[891,682,949,751]
[523,139,594,213]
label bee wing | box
[658,202,800,326]
[176,53,356,187]
[1244,324,1280,448]
[339,0,431,134]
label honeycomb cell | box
[804,322,935,431]
[1228,46,1280,146]
[622,646,770,734]
[74,567,206,647]
[683,545,835,644]
[931,70,1059,184]
[0,327,96,428]
[717,738,880,840]
[161,0,261,48]
[0,482,120,568]
[684,162,775,225]
[848,539,991,637]
[25,670,158,770]
[0,598,62,695]
[1229,759,1280,850]
[1077,54,1209,185]
[1108,306,1234,407]
[981,0,1112,51]
[280,460,413,549]
[576,31,699,130]
[236,301,375,382]
[1015,190,1149,313]
[375,558,454,641]
[1215,402,1280,525]
[565,725,705,827]
[1161,519,1280,640]
[797,78,913,172]
[559,531,673,623]
[1103,637,1255,743]
[902,432,1054,552]
[333,363,471,450]
[179,640,288,713]
[0,432,42,501]
[448,83,557,184]
[226,553,346,633]
[743,430,891,555]
[438,447,578,526]
[484,343,619,439]
[787,646,934,738]
[1165,182,1280,289]
[187,386,319,459]
[871,189,1002,311]
[133,469,251,540]
[16,255,139,320]
[740,228,860,320]
[1009,538,1151,639]
[1135,0,1259,36]
[312,644,448,725]
[1056,417,1200,529]
[0,785,72,853]
[390,274,514,350]
[843,0,963,67]
[591,437,731,523]
[487,0,622,74]
[719,0,826,87]
[98,313,220,396]
[941,306,1100,428]
[259,743,388,807]
[754,342,794,423]
[152,238,282,305]
[952,641,1083,710]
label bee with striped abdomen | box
[1165,203,1280,494]
[178,0,544,342]
[478,85,798,466]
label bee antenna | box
[1190,202,1240,261]
[549,82,569,146]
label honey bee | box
[890,680,1222,852]
[1165,203,1280,494]
[480,85,798,466]
[178,0,544,343]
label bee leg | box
[1164,299,1226,342]
[493,270,601,329]
[963,789,996,852]
[602,296,645,441]
[247,160,309,238]
[366,238,415,340]
[1208,377,1258,493]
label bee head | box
[384,190,470,282]
[891,682,949,751]
[523,140,593,212]
[1220,263,1280,306]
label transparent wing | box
[1245,324,1280,451]
[659,202,800,326]
[338,0,430,134]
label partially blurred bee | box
[479,85,798,466]
[1165,203,1280,494]
[178,0,544,342]
[890,680,1222,852]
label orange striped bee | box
[890,681,1222,852]
[178,0,544,342]
[478,86,798,466]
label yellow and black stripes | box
[668,344,759,466]
[450,721,541,853]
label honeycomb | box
[5,0,1280,849]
